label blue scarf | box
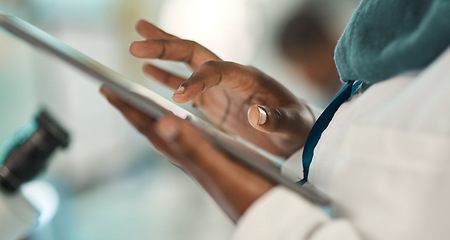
[335,0,450,83]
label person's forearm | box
[182,152,274,223]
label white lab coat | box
[233,46,450,240]
[0,191,37,240]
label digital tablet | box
[0,13,329,205]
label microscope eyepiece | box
[0,110,69,193]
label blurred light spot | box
[157,0,264,63]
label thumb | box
[247,105,305,134]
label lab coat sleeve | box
[0,191,37,240]
[232,187,360,240]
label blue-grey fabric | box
[335,0,450,83]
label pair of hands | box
[100,20,314,222]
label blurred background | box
[0,0,359,239]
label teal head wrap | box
[335,0,450,83]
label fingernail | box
[129,41,141,53]
[157,122,180,141]
[174,86,185,95]
[257,106,267,125]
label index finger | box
[136,20,176,40]
[131,20,221,70]
[130,39,221,70]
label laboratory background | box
[0,0,358,239]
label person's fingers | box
[247,105,304,135]
[172,61,249,103]
[171,61,222,103]
[143,63,185,90]
[136,20,175,40]
[129,39,220,70]
[100,86,156,134]
[154,114,272,183]
[154,115,230,169]
[99,86,176,155]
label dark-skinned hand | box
[100,20,315,222]
[128,20,314,158]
